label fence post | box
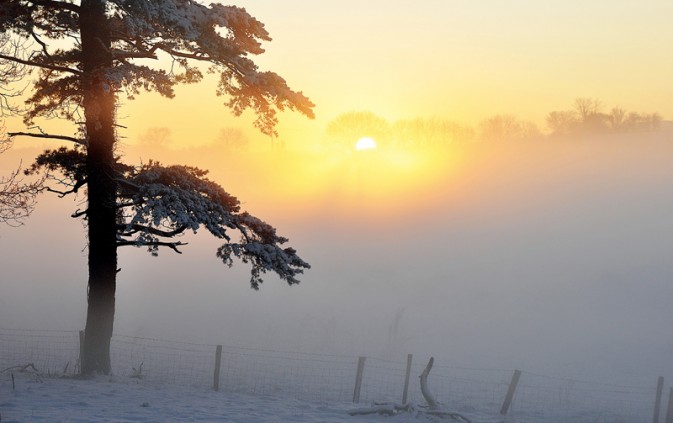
[665,388,673,423]
[402,353,413,404]
[500,369,522,415]
[78,330,85,375]
[352,356,366,403]
[213,345,222,391]
[655,376,665,423]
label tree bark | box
[79,0,118,376]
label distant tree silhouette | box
[608,106,627,131]
[326,111,391,148]
[573,98,602,123]
[547,98,661,136]
[623,111,662,131]
[138,127,173,150]
[2,1,314,375]
[478,115,540,142]
[391,118,474,147]
[546,110,579,136]
[573,98,610,133]
[216,127,250,152]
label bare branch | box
[30,30,51,58]
[160,47,211,62]
[111,49,157,60]
[117,240,187,254]
[0,53,81,75]
[8,131,85,145]
[117,223,188,238]
[45,186,77,197]
[71,208,87,218]
[0,165,44,226]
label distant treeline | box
[327,98,664,147]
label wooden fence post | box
[78,330,85,375]
[500,369,522,415]
[654,376,665,423]
[213,345,222,391]
[352,356,366,403]
[665,387,673,423]
[402,353,413,404]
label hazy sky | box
[2,1,673,385]
[109,0,673,149]
[247,0,673,120]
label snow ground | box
[0,370,651,423]
[0,372,462,423]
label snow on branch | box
[104,0,314,136]
[25,152,306,287]
[116,162,309,287]
[25,147,88,196]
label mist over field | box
[2,128,673,388]
[4,2,673,421]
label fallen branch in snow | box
[348,401,471,422]
[348,402,412,416]
[425,409,473,421]
[348,357,472,422]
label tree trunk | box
[79,0,118,376]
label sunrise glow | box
[354,137,377,151]
[3,2,673,420]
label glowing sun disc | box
[355,137,377,151]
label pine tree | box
[0,0,314,375]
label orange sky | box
[7,1,672,149]
[111,0,673,151]
[3,0,671,221]
[5,1,671,149]
[3,0,673,233]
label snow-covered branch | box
[114,162,309,287]
[27,0,80,13]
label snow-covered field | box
[0,328,660,422]
[1,372,361,423]
[0,367,655,423]
[2,371,482,423]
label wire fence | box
[0,328,659,421]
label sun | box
[355,137,377,151]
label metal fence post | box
[500,369,522,415]
[213,345,222,391]
[353,356,366,403]
[402,353,413,404]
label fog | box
[2,131,673,386]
